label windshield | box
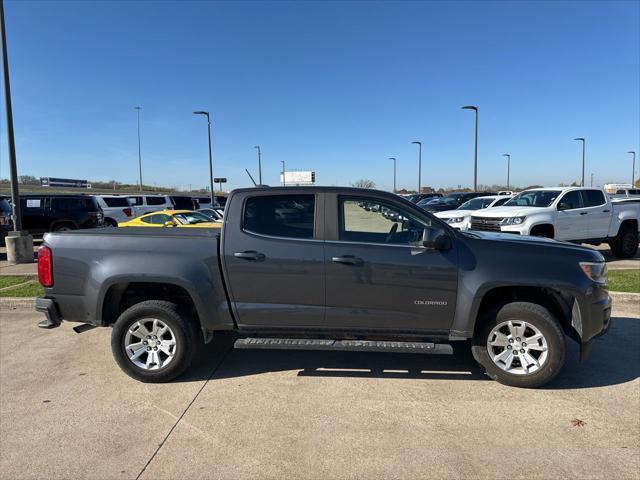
[458,198,493,210]
[437,194,464,205]
[174,211,212,225]
[504,190,561,207]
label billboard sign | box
[40,177,91,189]
[280,171,316,185]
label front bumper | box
[575,291,612,361]
[35,297,61,329]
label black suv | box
[417,192,497,212]
[16,195,104,235]
[406,193,442,204]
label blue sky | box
[1,0,638,192]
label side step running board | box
[234,338,453,355]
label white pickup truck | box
[469,187,640,258]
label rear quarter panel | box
[42,229,234,330]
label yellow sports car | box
[118,210,222,228]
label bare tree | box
[352,179,376,189]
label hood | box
[462,231,605,261]
[470,205,549,218]
[435,209,474,219]
[423,203,459,212]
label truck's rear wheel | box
[472,302,566,388]
[609,225,638,259]
[111,300,200,383]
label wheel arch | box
[471,285,577,342]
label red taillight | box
[123,208,132,217]
[38,246,53,287]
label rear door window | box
[243,195,315,239]
[102,197,130,208]
[146,197,166,206]
[129,196,143,206]
[582,190,606,207]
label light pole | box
[1,0,33,263]
[411,141,422,192]
[254,146,262,184]
[574,137,585,186]
[389,157,397,193]
[502,154,510,190]
[193,111,215,207]
[590,173,594,187]
[462,106,478,191]
[628,151,636,187]
[281,160,286,186]
[134,106,143,191]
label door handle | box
[579,212,588,215]
[602,209,610,213]
[332,255,363,265]
[234,251,265,261]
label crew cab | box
[36,187,612,388]
[469,187,639,258]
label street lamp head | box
[628,151,636,154]
[502,153,510,158]
[461,105,478,111]
[254,145,260,149]
[134,106,141,110]
[574,137,585,142]
[411,141,421,145]
[193,111,209,116]
[388,157,396,161]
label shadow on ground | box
[180,316,640,390]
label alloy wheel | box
[124,318,177,370]
[487,320,548,375]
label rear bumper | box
[35,297,61,329]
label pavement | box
[1,306,638,480]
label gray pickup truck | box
[36,187,612,388]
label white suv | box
[94,195,134,227]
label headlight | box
[447,217,465,224]
[579,262,608,284]
[501,216,526,226]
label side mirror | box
[422,229,452,251]
[558,202,571,211]
[164,220,177,227]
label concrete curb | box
[0,297,36,310]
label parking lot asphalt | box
[1,307,638,480]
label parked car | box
[37,186,612,388]
[118,209,221,228]
[406,193,442,204]
[418,192,497,212]
[611,188,640,198]
[127,195,197,216]
[469,187,640,258]
[0,196,12,246]
[94,195,134,227]
[198,208,224,222]
[10,194,104,235]
[435,195,512,230]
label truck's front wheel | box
[472,302,566,388]
[111,300,200,383]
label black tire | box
[471,302,566,388]
[52,223,75,232]
[609,225,638,259]
[104,218,118,227]
[111,300,200,383]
